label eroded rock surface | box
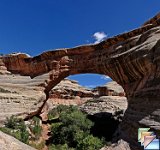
[100,140,131,150]
[80,96,127,117]
[0,74,46,123]
[96,81,125,96]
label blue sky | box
[0,0,159,87]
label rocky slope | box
[0,131,36,150]
[0,13,160,149]
[0,74,46,123]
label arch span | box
[2,13,160,149]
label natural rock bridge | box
[1,12,160,149]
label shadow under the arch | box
[87,112,121,142]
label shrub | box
[20,122,29,144]
[0,116,29,144]
[48,105,72,120]
[0,87,11,93]
[5,115,20,129]
[0,127,13,136]
[30,116,42,140]
[48,108,58,120]
[49,144,74,150]
[76,134,104,150]
[29,141,46,150]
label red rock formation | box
[1,13,160,149]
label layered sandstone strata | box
[0,71,93,123]
[80,96,127,117]
[96,81,125,96]
[50,78,94,99]
[0,73,47,123]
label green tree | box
[50,106,93,146]
[49,105,104,150]
[49,144,75,150]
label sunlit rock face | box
[96,81,125,96]
[0,72,93,123]
[1,13,160,149]
[50,78,94,99]
[0,73,47,123]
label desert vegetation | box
[0,105,106,150]
[0,115,44,149]
[0,116,29,144]
[47,105,105,150]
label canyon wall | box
[1,13,160,149]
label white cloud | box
[93,32,107,44]
[101,75,110,80]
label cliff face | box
[1,13,160,149]
[0,73,46,122]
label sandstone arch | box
[1,13,160,149]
